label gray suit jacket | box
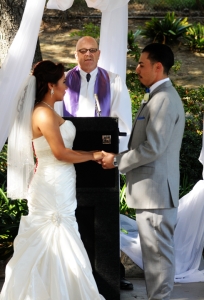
[116,80,185,209]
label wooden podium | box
[64,117,120,300]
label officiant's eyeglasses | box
[78,48,98,54]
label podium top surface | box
[64,117,118,131]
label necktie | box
[86,73,91,82]
[146,88,150,93]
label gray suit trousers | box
[136,208,177,300]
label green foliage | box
[173,83,204,132]
[120,175,135,220]
[126,71,147,121]
[146,0,204,10]
[0,144,7,186]
[64,63,77,72]
[171,60,182,74]
[128,29,142,47]
[180,130,203,186]
[0,184,28,260]
[140,12,191,44]
[128,30,141,63]
[179,174,194,199]
[184,23,204,52]
[70,23,100,39]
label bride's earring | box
[51,88,54,98]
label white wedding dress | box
[0,120,105,300]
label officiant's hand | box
[101,151,115,169]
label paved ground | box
[1,277,204,299]
[121,278,204,300]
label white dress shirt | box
[150,78,170,94]
[141,78,170,104]
[77,67,98,117]
[55,67,132,152]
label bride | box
[0,60,105,300]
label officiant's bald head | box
[75,36,100,73]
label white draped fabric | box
[0,0,46,152]
[174,180,204,283]
[86,0,129,11]
[0,0,129,151]
[86,0,129,81]
[46,0,74,10]
[199,116,204,178]
[47,0,129,12]
[98,5,128,80]
[120,196,204,283]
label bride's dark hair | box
[32,60,64,104]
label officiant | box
[54,36,133,289]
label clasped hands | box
[92,151,116,169]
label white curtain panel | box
[98,4,128,81]
[86,0,129,12]
[0,0,46,151]
[47,0,74,10]
[86,0,130,81]
[199,115,204,178]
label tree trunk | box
[196,0,203,11]
[0,0,42,68]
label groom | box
[102,43,185,299]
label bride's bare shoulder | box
[32,104,56,124]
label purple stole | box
[63,66,111,117]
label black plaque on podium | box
[64,117,120,300]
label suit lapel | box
[128,80,173,149]
[149,80,172,100]
[128,103,146,148]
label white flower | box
[144,93,149,102]
[52,212,62,227]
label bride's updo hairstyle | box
[32,60,64,104]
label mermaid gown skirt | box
[0,121,105,300]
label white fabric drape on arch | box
[98,5,128,79]
[199,115,204,178]
[0,0,129,152]
[0,0,46,152]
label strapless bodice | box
[32,121,76,162]
[28,119,77,217]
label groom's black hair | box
[142,43,174,75]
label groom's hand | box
[101,151,115,169]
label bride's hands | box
[92,151,103,161]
